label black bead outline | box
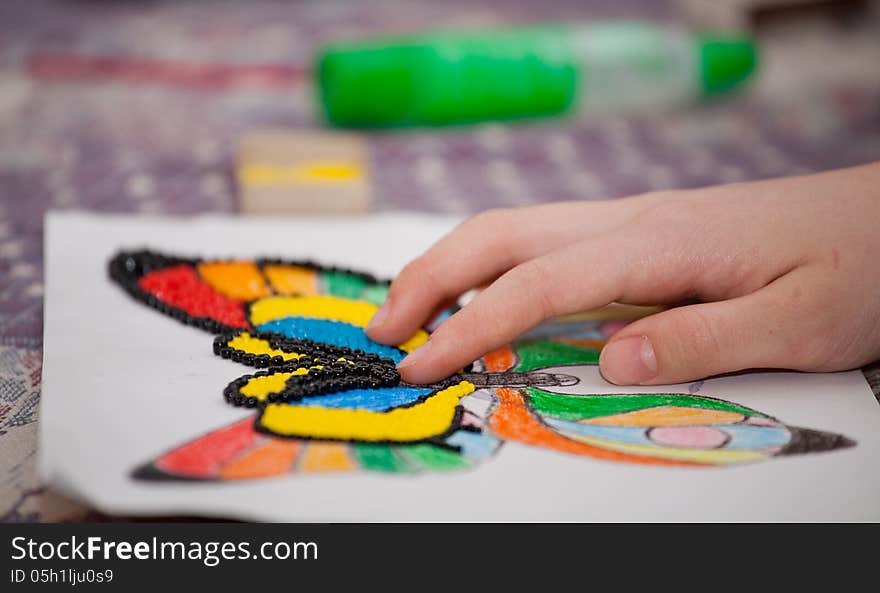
[108,249,396,336]
[222,357,402,408]
[109,249,474,443]
[109,250,457,407]
[252,390,470,447]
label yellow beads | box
[239,367,322,402]
[398,331,428,354]
[247,295,428,354]
[226,333,304,361]
[249,295,374,326]
[259,381,475,442]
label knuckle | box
[468,208,512,229]
[396,257,424,285]
[396,255,439,293]
[511,259,559,321]
[622,199,702,269]
[456,208,519,264]
[466,208,514,242]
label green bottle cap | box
[317,27,578,128]
[698,35,758,96]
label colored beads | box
[263,264,319,296]
[223,359,401,408]
[137,265,250,329]
[109,251,445,433]
[225,333,304,362]
[247,294,428,353]
[249,295,378,327]
[257,381,476,442]
[320,270,367,299]
[197,261,270,300]
[258,317,408,362]
[239,367,317,401]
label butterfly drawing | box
[109,250,855,481]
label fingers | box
[366,198,655,346]
[396,224,694,384]
[598,268,818,385]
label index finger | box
[395,226,682,384]
[366,198,655,346]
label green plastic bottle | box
[316,22,758,128]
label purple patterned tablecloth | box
[1,0,879,521]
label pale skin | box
[365,162,880,386]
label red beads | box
[139,264,250,329]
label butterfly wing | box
[114,251,853,479]
[133,345,497,481]
[114,251,497,481]
[135,415,494,481]
[483,336,854,467]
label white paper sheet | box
[40,211,880,521]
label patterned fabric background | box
[1,0,879,521]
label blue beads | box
[257,316,407,363]
[289,386,433,412]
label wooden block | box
[236,128,370,214]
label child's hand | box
[366,163,880,386]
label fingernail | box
[599,335,657,385]
[366,298,392,331]
[397,340,433,372]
